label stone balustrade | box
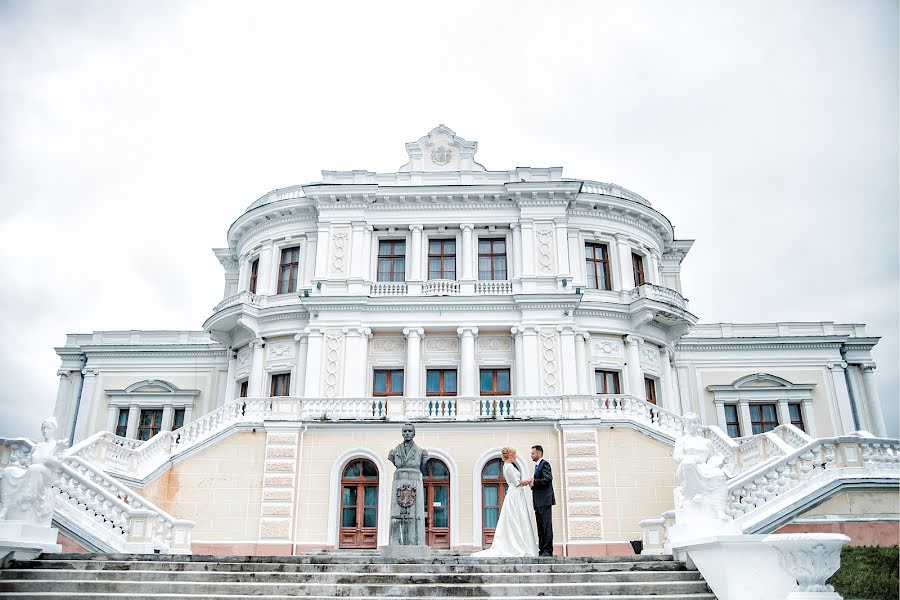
[370,282,408,296]
[213,290,260,312]
[624,283,689,310]
[474,280,512,295]
[422,279,460,295]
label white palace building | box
[28,126,896,556]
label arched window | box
[424,458,450,548]
[339,458,379,549]
[481,458,518,548]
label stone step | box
[0,568,704,584]
[9,559,689,574]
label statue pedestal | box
[382,544,431,560]
[0,521,62,562]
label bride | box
[471,447,537,557]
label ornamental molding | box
[79,350,228,360]
[591,340,622,356]
[228,205,316,249]
[105,379,200,398]
[323,330,344,398]
[539,328,560,395]
[677,342,845,352]
[477,336,513,353]
[372,337,406,353]
[267,342,295,360]
[567,207,670,245]
[424,337,459,353]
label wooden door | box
[424,458,450,548]
[481,458,518,548]
[339,459,379,548]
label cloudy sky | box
[0,0,896,438]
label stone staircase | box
[0,552,716,599]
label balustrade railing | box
[474,280,512,295]
[213,290,260,312]
[624,283,689,310]
[594,394,684,437]
[422,279,460,295]
[370,282,409,296]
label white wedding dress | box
[471,462,538,557]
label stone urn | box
[762,533,851,600]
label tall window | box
[480,368,511,396]
[632,252,646,286]
[595,370,621,394]
[426,369,457,396]
[428,239,456,280]
[239,380,248,398]
[788,403,805,432]
[137,409,164,441]
[277,246,301,294]
[724,404,741,438]
[172,408,186,431]
[424,458,450,548]
[644,377,658,405]
[377,240,406,282]
[248,258,259,294]
[339,458,379,549]
[750,403,779,434]
[585,243,612,290]
[481,458,518,547]
[374,369,404,396]
[115,409,128,437]
[478,238,507,281]
[270,373,291,397]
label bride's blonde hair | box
[500,447,516,461]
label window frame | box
[585,242,612,290]
[277,245,301,295]
[750,403,779,434]
[115,409,128,437]
[723,404,741,438]
[137,408,164,441]
[477,237,508,281]
[644,376,658,405]
[248,257,260,294]
[270,372,291,397]
[788,403,805,432]
[594,369,622,394]
[426,368,458,397]
[479,368,511,396]
[632,251,646,287]
[376,239,407,283]
[373,369,405,397]
[427,238,457,280]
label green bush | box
[829,546,898,600]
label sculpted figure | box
[673,413,730,522]
[387,423,429,546]
[0,417,67,526]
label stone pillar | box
[777,400,791,428]
[53,370,74,437]
[739,400,752,436]
[648,249,661,285]
[125,404,141,439]
[404,328,424,398]
[559,326,577,395]
[363,226,374,281]
[223,349,237,404]
[237,254,249,290]
[304,328,324,397]
[313,224,330,282]
[624,335,645,400]
[457,327,479,397]
[343,328,372,397]
[408,225,424,281]
[512,327,526,395]
[303,234,317,290]
[248,338,266,398]
[349,221,366,281]
[510,223,523,280]
[861,365,887,437]
[73,368,98,442]
[105,404,119,433]
[460,224,474,281]
[520,220,535,277]
[522,327,540,395]
[554,219,570,279]
[574,331,590,395]
[615,234,635,291]
[258,243,274,295]
[714,402,728,433]
[659,346,675,411]
[802,399,817,437]
[162,404,174,432]
[182,405,193,424]
[827,361,857,434]
[567,228,583,288]
[292,333,309,397]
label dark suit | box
[531,458,555,556]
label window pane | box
[727,424,741,438]
[445,258,456,278]
[493,256,506,279]
[342,507,357,528]
[789,404,801,421]
[363,507,377,528]
[342,485,357,506]
[482,459,501,478]
[431,462,449,480]
[344,462,361,478]
[173,409,185,430]
[480,370,493,393]
[428,258,441,278]
[426,370,440,392]
[478,257,491,279]
[374,371,387,393]
[362,461,378,478]
[444,371,457,392]
[444,240,456,253]
[724,405,738,421]
[429,240,441,254]
[391,371,404,393]
[483,484,499,505]
[363,485,377,505]
[433,507,448,528]
[763,404,777,421]
[392,259,405,281]
[497,370,510,392]
[484,507,499,529]
[379,241,392,254]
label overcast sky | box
[0,0,896,438]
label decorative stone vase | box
[762,533,850,600]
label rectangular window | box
[644,377,657,405]
[137,409,164,441]
[426,369,457,396]
[239,380,248,398]
[374,369,404,396]
[277,246,301,294]
[270,373,291,397]
[172,408,186,430]
[478,238,507,281]
[428,239,456,280]
[479,368,511,396]
[377,240,406,282]
[115,409,128,437]
[585,242,612,290]
[249,258,259,294]
[788,403,805,432]
[594,370,621,394]
[750,403,779,434]
[724,404,741,438]
[632,252,646,286]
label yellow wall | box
[799,490,899,518]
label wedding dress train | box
[471,462,538,557]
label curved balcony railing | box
[213,290,260,312]
[422,279,460,296]
[624,283,689,310]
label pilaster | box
[457,327,479,397]
[615,234,635,291]
[292,333,309,397]
[403,328,424,398]
[861,365,887,437]
[827,361,857,434]
[248,338,266,398]
[624,335,645,400]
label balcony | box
[625,283,689,311]
[370,282,409,296]
[422,280,460,296]
[213,291,260,312]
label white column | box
[777,400,791,427]
[363,226,374,282]
[659,346,675,412]
[237,254,249,290]
[739,400,752,436]
[105,404,119,432]
[349,221,366,280]
[827,361,857,434]
[53,370,74,434]
[125,404,141,439]
[510,223,523,280]
[714,402,728,432]
[248,338,266,397]
[223,349,237,404]
[861,365,887,437]
[460,224,474,281]
[343,328,371,397]
[162,404,175,432]
[304,328,324,397]
[457,327,479,397]
[258,243,274,295]
[554,219,570,278]
[559,326,577,395]
[625,335,645,400]
[520,220,535,277]
[512,327,526,395]
[648,249,661,285]
[615,234,635,291]
[522,327,540,395]
[802,399,817,437]
[567,229,583,288]
[313,224,330,282]
[73,369,98,442]
[574,331,590,395]
[303,235,317,289]
[408,225,424,281]
[404,328,424,397]
[292,333,309,397]
[182,405,193,424]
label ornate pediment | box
[399,125,485,173]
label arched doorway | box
[339,458,379,549]
[481,458,518,548]
[424,458,450,548]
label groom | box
[520,444,555,556]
